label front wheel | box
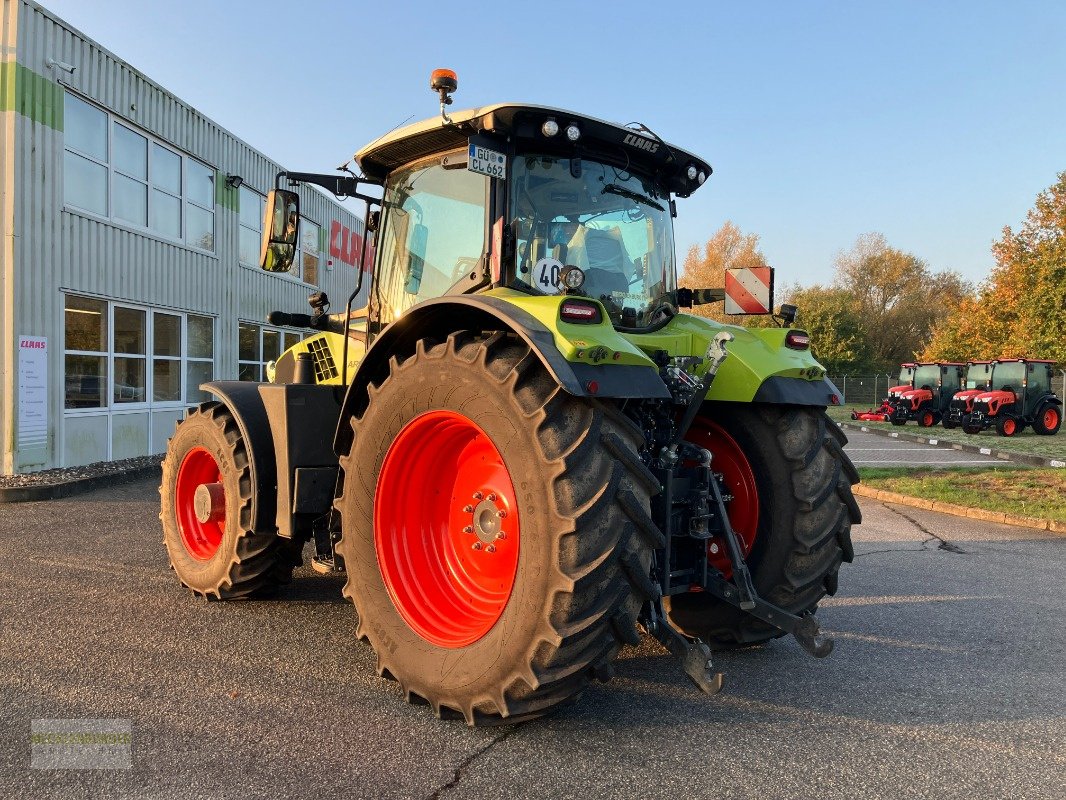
[942,417,958,430]
[336,332,659,724]
[996,416,1019,437]
[160,403,300,598]
[918,409,936,428]
[890,417,906,426]
[664,404,860,648]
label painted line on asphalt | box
[851,460,1002,465]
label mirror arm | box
[676,288,725,307]
[276,171,381,202]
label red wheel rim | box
[921,411,934,427]
[685,418,759,578]
[1003,418,1016,435]
[175,446,225,560]
[375,410,520,649]
[1044,408,1059,429]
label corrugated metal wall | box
[2,0,371,472]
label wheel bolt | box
[486,545,496,553]
[497,509,507,518]
[487,493,497,502]
[472,542,483,551]
[463,525,474,534]
[496,532,506,540]
[463,505,474,513]
[472,491,483,500]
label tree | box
[924,171,1066,364]
[785,285,869,373]
[680,221,776,327]
[833,233,971,372]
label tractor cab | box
[888,363,917,399]
[966,359,1061,436]
[943,360,994,429]
[889,362,965,427]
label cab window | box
[373,155,489,325]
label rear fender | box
[333,294,670,456]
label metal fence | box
[825,368,1066,405]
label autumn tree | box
[785,285,868,373]
[680,221,775,327]
[833,233,971,372]
[923,171,1066,364]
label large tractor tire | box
[664,403,859,648]
[1033,404,1062,436]
[160,402,301,599]
[335,332,659,725]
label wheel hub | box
[471,497,504,545]
[193,482,226,524]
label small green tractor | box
[943,360,994,429]
[886,362,965,427]
[963,358,1062,436]
[159,72,859,724]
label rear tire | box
[335,332,658,725]
[942,417,958,430]
[1033,405,1061,436]
[663,404,859,648]
[160,403,301,599]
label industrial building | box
[0,0,369,475]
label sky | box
[38,0,1066,288]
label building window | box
[63,93,214,252]
[63,294,215,410]
[64,295,108,409]
[299,218,321,286]
[238,322,302,382]
[238,185,264,266]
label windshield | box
[992,362,1025,389]
[913,366,941,388]
[897,366,914,385]
[965,363,991,389]
[509,154,676,328]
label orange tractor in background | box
[942,361,994,429]
[887,362,965,427]
[963,359,1062,436]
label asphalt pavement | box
[1,477,1063,799]
[842,428,1011,467]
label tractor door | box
[370,151,492,330]
[1025,362,1051,415]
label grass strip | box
[857,467,1066,523]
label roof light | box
[541,118,559,137]
[697,171,707,185]
[687,165,698,180]
[565,124,581,142]
[559,265,585,290]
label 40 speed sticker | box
[468,144,506,179]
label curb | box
[0,463,162,503]
[837,421,1064,468]
[852,483,1065,534]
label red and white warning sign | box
[724,266,774,315]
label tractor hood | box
[973,389,1016,407]
[888,384,910,397]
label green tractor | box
[159,72,860,725]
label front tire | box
[160,403,300,599]
[336,332,659,725]
[996,415,1019,437]
[664,404,859,647]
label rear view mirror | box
[260,189,300,273]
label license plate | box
[468,144,506,179]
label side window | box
[374,155,488,324]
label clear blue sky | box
[40,0,1066,287]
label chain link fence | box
[826,367,1066,405]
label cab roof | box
[354,103,712,196]
[994,358,1056,364]
[916,362,966,366]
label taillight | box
[560,300,602,324]
[785,330,810,349]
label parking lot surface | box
[1,477,1063,799]
[842,428,1009,467]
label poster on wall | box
[17,335,49,467]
